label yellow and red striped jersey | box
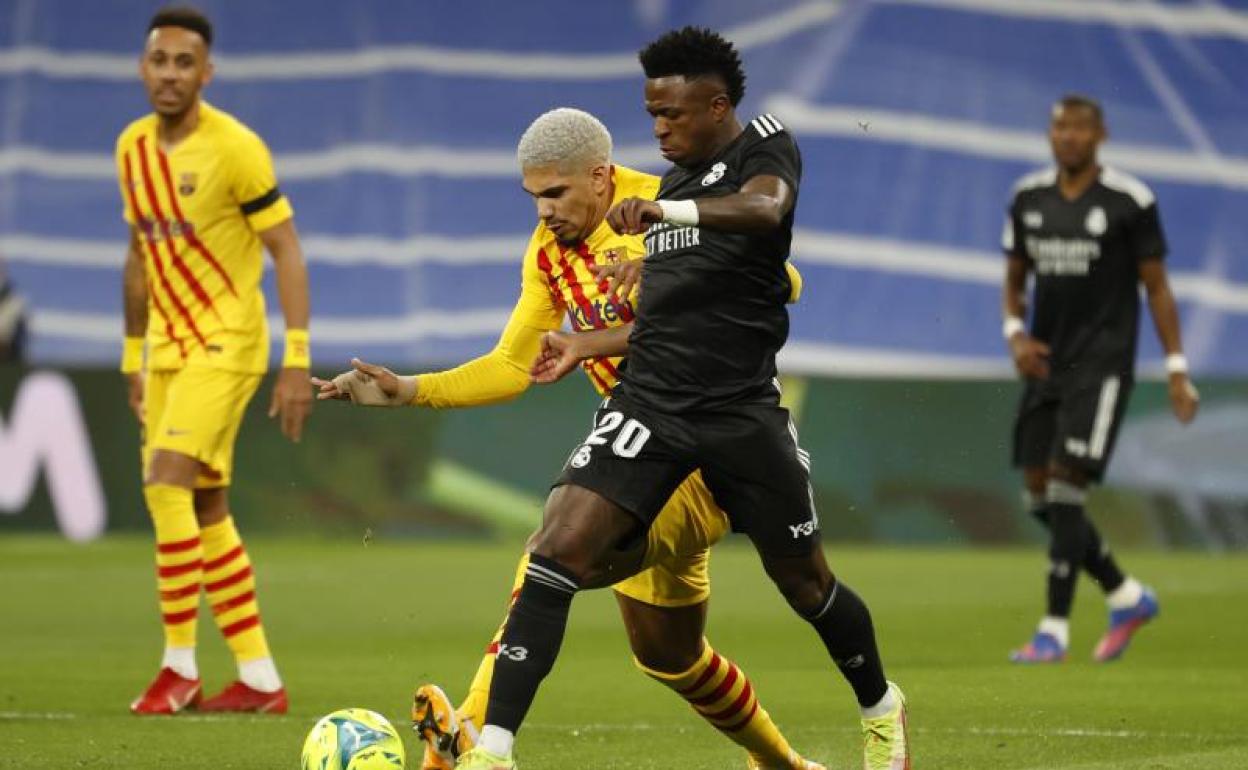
[415,164,658,406]
[115,101,292,374]
[414,164,805,407]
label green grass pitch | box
[1,535,1246,769]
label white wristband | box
[1002,317,1025,341]
[1164,353,1188,375]
[657,199,699,227]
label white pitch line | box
[524,722,1220,741]
[0,712,1225,742]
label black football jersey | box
[618,113,802,412]
[1003,166,1167,378]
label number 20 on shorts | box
[584,410,652,459]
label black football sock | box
[803,580,888,708]
[1045,480,1090,618]
[1081,516,1126,594]
[484,554,579,734]
[1027,488,1123,593]
[1024,490,1049,528]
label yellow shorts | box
[142,366,262,488]
[612,470,730,608]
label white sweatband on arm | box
[1164,353,1189,375]
[658,199,699,227]
[1002,317,1025,341]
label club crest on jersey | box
[1024,210,1043,229]
[1085,206,1107,236]
[178,172,198,196]
[569,445,592,468]
[702,162,727,186]
[602,247,626,264]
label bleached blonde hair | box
[517,107,612,171]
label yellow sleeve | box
[414,230,565,408]
[116,130,137,225]
[785,261,803,304]
[230,128,293,232]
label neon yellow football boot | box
[861,681,910,770]
[453,746,515,770]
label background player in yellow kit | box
[314,108,820,770]
[119,6,312,715]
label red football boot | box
[130,668,202,715]
[200,681,288,713]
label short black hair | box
[1056,93,1104,125]
[639,27,746,106]
[148,5,213,48]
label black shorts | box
[1013,372,1134,481]
[555,390,818,557]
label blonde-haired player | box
[120,5,311,714]
[315,107,820,770]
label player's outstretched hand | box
[588,259,642,304]
[125,372,144,424]
[1168,373,1199,424]
[270,366,313,443]
[1009,334,1051,380]
[310,358,416,407]
[531,331,583,385]
[606,197,663,235]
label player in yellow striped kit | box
[315,108,820,770]
[119,6,312,715]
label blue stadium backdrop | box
[2,0,1246,375]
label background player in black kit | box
[1002,95,1199,665]
[455,27,910,770]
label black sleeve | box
[739,132,801,193]
[1002,195,1025,258]
[1130,202,1168,261]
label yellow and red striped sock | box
[145,484,202,657]
[200,516,272,665]
[458,552,529,733]
[637,640,799,768]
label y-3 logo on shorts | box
[789,520,816,539]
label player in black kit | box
[1002,95,1199,665]
[454,28,910,770]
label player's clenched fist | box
[530,331,584,385]
[606,197,663,235]
[311,358,417,407]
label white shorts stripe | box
[1088,376,1121,460]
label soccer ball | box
[301,708,406,770]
